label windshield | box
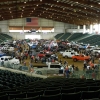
[8,58,13,60]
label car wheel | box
[85,59,89,62]
[65,56,68,58]
[73,58,77,62]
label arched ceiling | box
[0,0,100,25]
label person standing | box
[64,66,70,78]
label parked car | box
[92,48,100,53]
[86,46,96,51]
[31,44,37,49]
[0,51,6,57]
[1,45,10,51]
[7,47,14,51]
[72,54,90,62]
[0,56,20,66]
[38,51,45,59]
[62,50,78,58]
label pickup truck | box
[1,45,14,51]
[33,62,65,75]
[72,54,90,62]
[0,56,20,66]
[62,50,78,58]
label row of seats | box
[54,33,91,41]
[54,33,64,39]
[55,33,100,46]
[0,90,100,100]
[1,33,12,39]
[59,33,71,40]
[68,33,83,41]
[0,69,100,100]
[2,85,100,94]
[0,69,43,90]
[0,33,12,43]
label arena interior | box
[0,0,100,100]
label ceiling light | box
[91,5,93,7]
[37,5,38,6]
[24,2,26,3]
[84,7,86,9]
[40,0,42,1]
[32,11,33,12]
[57,1,59,2]
[71,4,73,6]
[98,2,100,4]
[76,2,78,3]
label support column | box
[77,25,80,29]
[98,24,100,34]
[83,25,86,34]
[89,24,93,34]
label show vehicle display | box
[72,54,90,62]
[0,56,20,66]
[33,62,65,75]
[62,50,79,58]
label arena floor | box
[21,52,99,71]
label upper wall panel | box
[8,18,24,26]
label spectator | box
[72,64,75,69]
[64,66,70,78]
[31,55,34,62]
[1,61,4,67]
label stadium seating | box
[0,73,100,100]
[54,33,64,40]
[1,33,12,39]
[59,33,71,40]
[68,33,83,42]
[72,33,90,42]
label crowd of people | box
[9,39,100,79]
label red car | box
[38,51,45,59]
[72,54,90,62]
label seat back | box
[40,93,61,100]
[61,92,82,100]
[27,90,44,98]
[61,88,75,94]
[44,89,61,95]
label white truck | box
[1,45,14,51]
[92,48,100,53]
[0,56,20,66]
[34,62,65,75]
[62,50,79,58]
